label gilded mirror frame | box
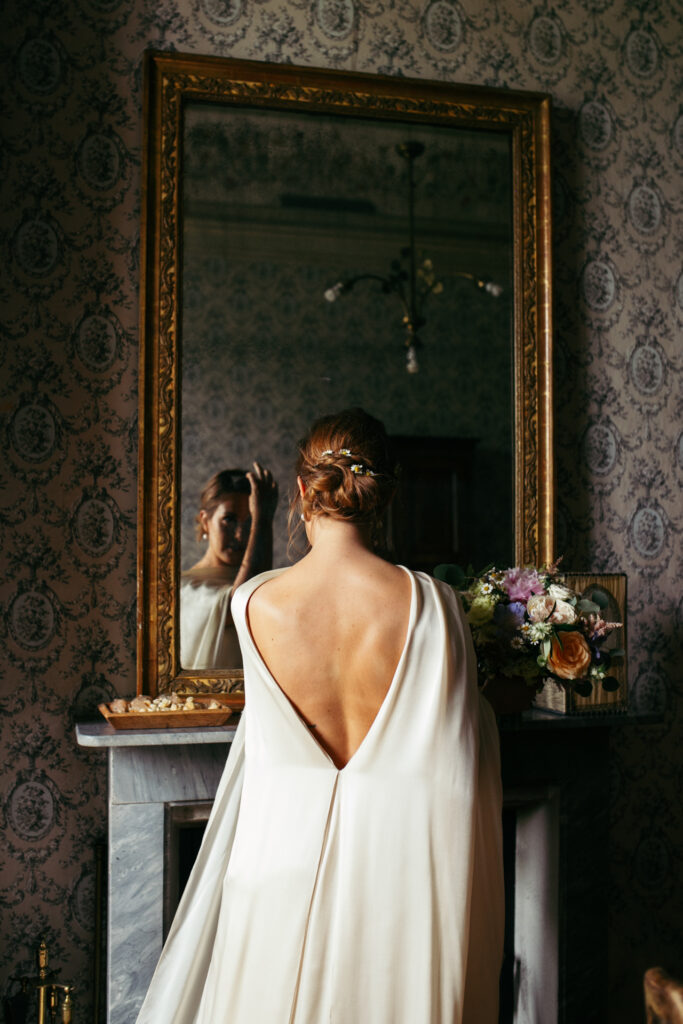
[138,50,554,697]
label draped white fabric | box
[179,566,242,670]
[137,568,504,1024]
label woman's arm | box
[233,462,278,590]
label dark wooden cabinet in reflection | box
[389,436,477,574]
[389,434,513,573]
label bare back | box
[246,551,412,770]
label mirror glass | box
[181,104,513,646]
[138,54,553,694]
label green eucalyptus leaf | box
[577,598,600,615]
[586,588,609,609]
[574,679,593,698]
[601,676,620,692]
[610,648,625,658]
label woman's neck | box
[305,517,373,561]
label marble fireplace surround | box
[77,715,614,1024]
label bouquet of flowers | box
[435,561,624,699]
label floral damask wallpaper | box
[1,0,681,1020]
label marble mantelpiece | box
[77,712,641,1024]
[77,723,237,1024]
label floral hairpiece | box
[319,449,378,477]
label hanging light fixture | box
[324,141,503,374]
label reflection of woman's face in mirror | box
[180,466,276,671]
[198,493,251,568]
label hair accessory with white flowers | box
[319,449,377,477]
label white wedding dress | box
[137,568,504,1024]
[179,566,242,669]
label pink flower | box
[583,613,622,641]
[503,567,546,603]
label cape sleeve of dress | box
[435,578,505,1023]
[463,672,505,1021]
[135,713,246,1024]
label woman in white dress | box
[180,463,278,669]
[138,408,504,1023]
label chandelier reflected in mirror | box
[324,142,503,374]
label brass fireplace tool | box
[7,940,74,1024]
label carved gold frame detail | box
[138,51,554,697]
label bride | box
[139,408,503,1023]
[180,463,277,670]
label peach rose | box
[527,593,577,625]
[549,599,577,625]
[547,631,592,680]
[527,594,555,621]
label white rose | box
[548,582,575,601]
[527,594,556,622]
[549,599,577,625]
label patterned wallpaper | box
[1,0,681,1021]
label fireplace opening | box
[163,801,213,938]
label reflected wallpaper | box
[1,0,682,1021]
[180,108,514,571]
[181,258,513,570]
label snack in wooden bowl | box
[98,692,244,730]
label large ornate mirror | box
[138,51,553,696]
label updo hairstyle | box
[293,408,397,535]
[195,469,250,541]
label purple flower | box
[502,568,546,603]
[493,601,527,633]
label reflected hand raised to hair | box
[246,461,278,523]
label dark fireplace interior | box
[163,801,213,939]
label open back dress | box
[136,568,504,1024]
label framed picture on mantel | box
[534,573,628,715]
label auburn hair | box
[289,408,397,548]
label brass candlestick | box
[12,940,75,1024]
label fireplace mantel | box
[77,723,237,1024]
[77,712,638,1024]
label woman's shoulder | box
[247,557,410,621]
[232,566,290,609]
